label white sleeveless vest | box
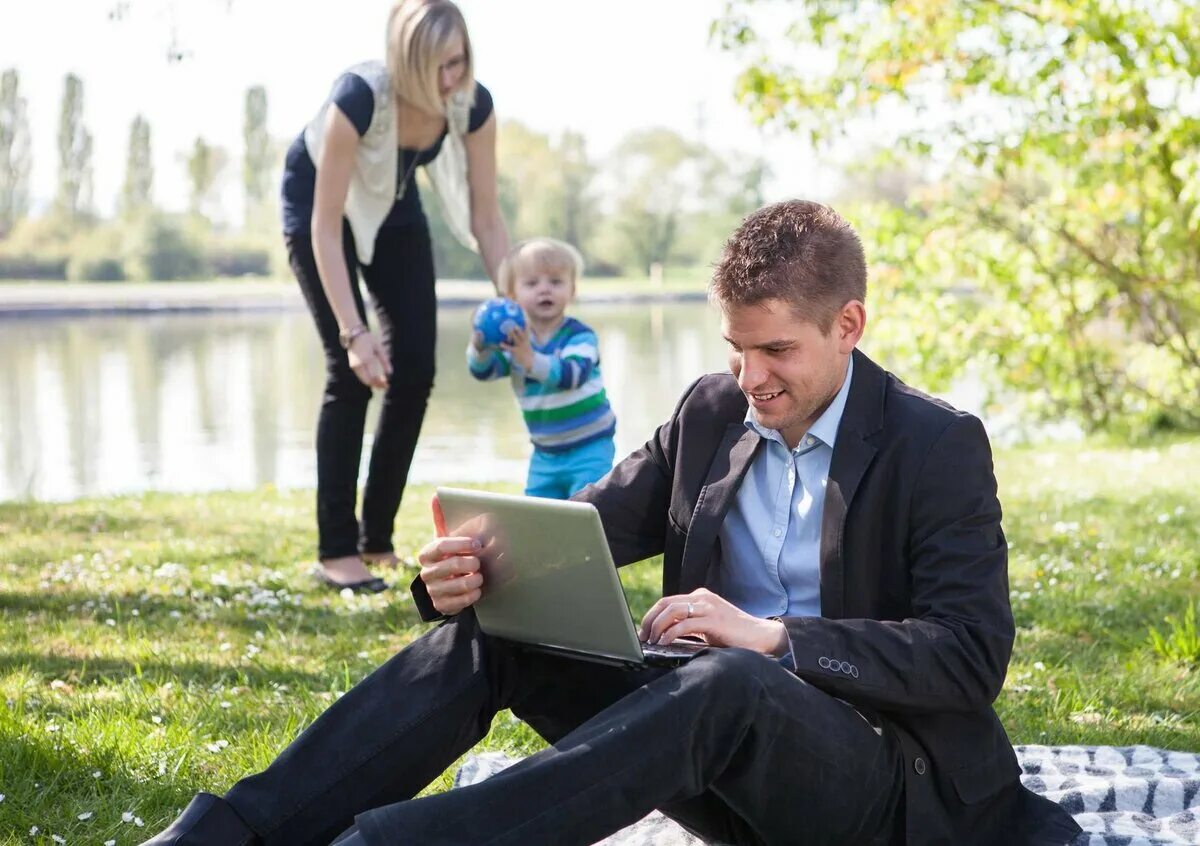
[303,60,479,265]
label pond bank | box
[0,279,708,318]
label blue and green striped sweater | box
[466,316,616,453]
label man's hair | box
[498,238,585,298]
[710,200,867,332]
[387,0,475,117]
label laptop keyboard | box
[641,639,707,663]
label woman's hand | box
[347,330,392,389]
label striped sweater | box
[466,316,617,452]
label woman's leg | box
[357,222,438,556]
[287,228,374,570]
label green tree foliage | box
[122,214,207,281]
[717,0,1200,432]
[0,68,32,237]
[559,130,598,256]
[55,73,93,222]
[243,85,273,233]
[497,121,599,253]
[120,115,154,220]
[601,127,767,275]
[184,136,228,225]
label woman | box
[281,0,509,590]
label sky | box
[2,0,833,221]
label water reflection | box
[0,302,730,501]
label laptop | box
[434,487,706,667]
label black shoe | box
[312,567,389,594]
[139,792,258,845]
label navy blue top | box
[281,72,494,237]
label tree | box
[0,68,32,237]
[243,85,272,233]
[558,130,598,256]
[120,115,154,220]
[183,136,228,225]
[604,128,712,274]
[496,122,599,256]
[55,72,93,221]
[717,0,1200,433]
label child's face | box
[511,260,574,323]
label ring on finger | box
[686,601,695,619]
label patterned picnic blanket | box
[455,745,1200,845]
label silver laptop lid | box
[435,487,645,664]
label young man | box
[145,201,1081,846]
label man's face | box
[720,298,861,449]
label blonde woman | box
[282,0,508,591]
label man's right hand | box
[418,536,484,616]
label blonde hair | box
[386,0,475,116]
[498,238,586,298]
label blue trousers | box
[525,436,616,499]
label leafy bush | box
[121,215,208,281]
[65,226,126,282]
[0,215,72,279]
[0,254,67,279]
[207,244,271,277]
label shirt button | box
[806,436,815,446]
[914,758,927,775]
[773,528,782,537]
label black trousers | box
[224,612,905,846]
[286,222,437,559]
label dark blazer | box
[580,350,1079,846]
[414,349,1081,845]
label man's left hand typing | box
[639,588,789,657]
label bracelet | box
[338,324,368,350]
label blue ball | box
[472,297,526,346]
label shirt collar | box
[744,355,855,452]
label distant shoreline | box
[0,279,708,319]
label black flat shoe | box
[312,568,389,593]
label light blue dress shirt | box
[715,357,854,620]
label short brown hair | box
[710,200,867,332]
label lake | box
[0,298,1015,502]
[0,301,738,501]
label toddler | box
[468,238,617,498]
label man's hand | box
[418,536,484,616]
[639,588,789,657]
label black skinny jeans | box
[286,221,437,560]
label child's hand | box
[501,326,535,371]
[470,330,488,353]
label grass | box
[1,438,1198,843]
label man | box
[145,201,1081,845]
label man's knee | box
[681,647,780,697]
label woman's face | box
[437,32,468,100]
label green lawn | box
[1,439,1198,843]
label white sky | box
[2,0,835,221]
